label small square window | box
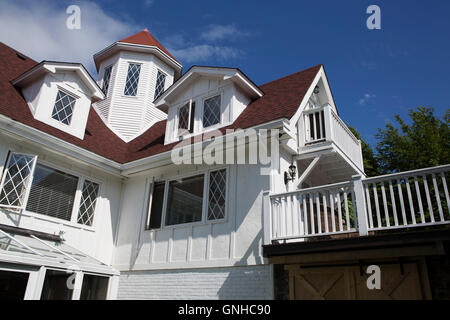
[102,66,112,97]
[51,90,76,125]
[124,63,141,96]
[203,95,221,128]
[154,70,166,100]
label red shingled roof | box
[0,41,321,164]
[120,29,179,64]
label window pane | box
[40,270,73,300]
[148,182,165,229]
[203,95,221,128]
[0,153,36,209]
[124,63,141,96]
[26,164,78,221]
[52,90,76,125]
[154,70,166,100]
[77,180,99,226]
[0,270,29,300]
[80,274,109,300]
[178,103,190,134]
[102,66,112,96]
[208,169,227,220]
[165,175,204,226]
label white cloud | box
[144,0,154,7]
[201,24,249,42]
[359,93,376,105]
[169,44,241,63]
[0,0,138,75]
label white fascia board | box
[94,42,182,73]
[155,66,262,109]
[12,62,105,100]
[0,114,122,176]
[120,118,289,176]
[288,66,324,131]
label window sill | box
[0,208,96,233]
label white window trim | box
[102,64,113,97]
[0,151,38,211]
[49,86,79,127]
[201,92,224,131]
[0,152,102,231]
[145,166,229,232]
[176,99,195,138]
[122,61,142,98]
[154,69,167,100]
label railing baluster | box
[441,172,450,217]
[381,182,390,227]
[309,193,315,234]
[343,188,350,231]
[316,192,322,234]
[423,175,435,223]
[406,178,416,225]
[365,184,374,229]
[318,111,323,140]
[337,190,343,232]
[397,179,407,225]
[330,190,336,233]
[432,173,444,222]
[373,183,382,227]
[388,180,399,227]
[280,197,286,238]
[292,195,299,236]
[312,113,317,141]
[286,195,293,236]
[271,199,278,238]
[302,195,309,235]
[322,191,329,233]
[414,176,425,224]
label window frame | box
[0,152,102,230]
[123,62,142,97]
[144,166,229,231]
[154,69,167,100]
[102,65,113,97]
[50,87,78,126]
[201,92,223,130]
[176,99,196,137]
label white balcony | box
[263,165,450,244]
[295,105,364,185]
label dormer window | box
[154,70,166,100]
[52,90,76,125]
[102,65,112,96]
[203,95,221,128]
[178,101,195,136]
[124,63,141,96]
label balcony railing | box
[300,105,364,172]
[263,164,450,244]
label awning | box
[0,228,118,276]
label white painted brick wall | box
[117,265,274,300]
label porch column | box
[352,175,369,236]
[263,190,272,245]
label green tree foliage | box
[375,107,450,174]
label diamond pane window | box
[203,95,221,128]
[77,180,100,226]
[0,153,37,210]
[178,103,190,134]
[124,63,141,96]
[207,169,226,220]
[52,90,76,125]
[154,70,166,100]
[102,66,112,96]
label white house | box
[0,29,448,300]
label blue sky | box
[0,0,448,147]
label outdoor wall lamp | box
[284,163,297,184]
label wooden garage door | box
[289,263,429,300]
